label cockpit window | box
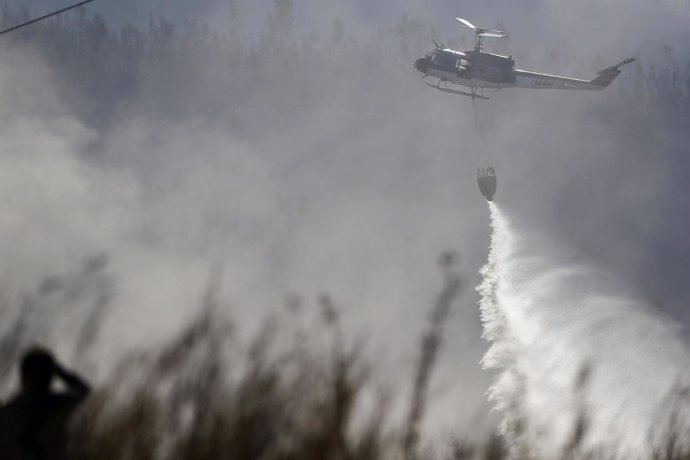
[432,51,457,69]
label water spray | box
[477,202,690,458]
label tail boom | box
[514,57,635,91]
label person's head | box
[20,348,56,395]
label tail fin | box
[590,57,635,89]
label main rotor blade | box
[0,0,97,37]
[478,31,508,38]
[456,18,477,31]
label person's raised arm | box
[53,364,90,401]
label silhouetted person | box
[0,347,90,460]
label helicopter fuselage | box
[415,47,628,94]
[415,48,516,89]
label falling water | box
[478,202,690,458]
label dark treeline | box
[0,1,687,129]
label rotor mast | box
[475,35,485,52]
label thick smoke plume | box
[479,202,690,458]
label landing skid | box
[425,81,489,100]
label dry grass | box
[58,254,507,460]
[1,255,689,459]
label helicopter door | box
[475,64,506,84]
[457,59,470,78]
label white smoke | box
[478,202,690,458]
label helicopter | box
[414,17,635,100]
